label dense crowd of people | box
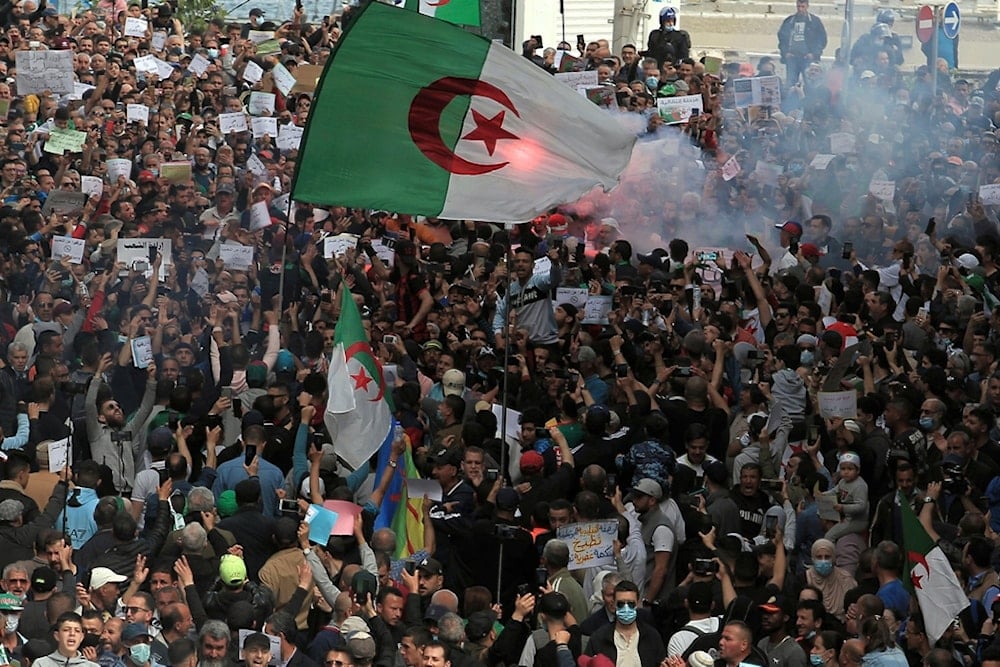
[0,0,996,666]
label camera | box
[495,524,520,540]
[693,558,719,576]
[942,465,966,495]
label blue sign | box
[942,1,961,39]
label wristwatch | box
[388,459,398,468]
[923,496,933,504]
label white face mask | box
[4,615,18,634]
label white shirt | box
[613,627,642,667]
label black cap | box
[31,566,57,593]
[537,592,569,617]
[416,557,443,576]
[465,610,497,640]
[429,447,462,467]
[249,7,265,16]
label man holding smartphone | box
[212,421,284,517]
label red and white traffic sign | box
[916,5,935,44]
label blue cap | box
[276,349,295,373]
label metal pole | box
[560,0,566,43]
[931,7,939,100]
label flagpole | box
[498,242,512,603]
[276,195,295,319]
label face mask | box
[129,644,151,665]
[800,350,815,366]
[813,560,834,577]
[663,24,675,30]
[148,168,159,177]
[615,604,637,625]
[918,416,935,431]
[810,653,825,666]
[207,48,219,58]
[4,615,17,634]
[645,77,659,90]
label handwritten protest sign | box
[16,50,74,94]
[132,54,158,74]
[555,287,588,310]
[107,158,132,183]
[188,53,210,76]
[43,128,87,155]
[160,162,192,185]
[248,91,275,116]
[271,62,296,96]
[80,176,103,198]
[323,234,359,258]
[810,154,836,170]
[127,104,149,124]
[41,191,87,217]
[868,179,895,201]
[219,112,248,134]
[980,184,1000,205]
[150,31,167,52]
[532,255,551,276]
[117,238,172,280]
[51,236,85,263]
[656,94,703,124]
[251,116,278,139]
[277,125,303,151]
[242,60,264,84]
[554,70,598,89]
[124,17,148,37]
[405,479,442,502]
[47,437,69,473]
[581,295,613,325]
[220,243,254,270]
[818,390,857,419]
[249,201,271,231]
[556,521,617,570]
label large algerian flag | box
[899,492,969,643]
[325,289,393,471]
[404,0,480,26]
[291,2,635,223]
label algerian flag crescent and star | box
[325,288,393,471]
[403,0,480,27]
[291,1,635,223]
[899,492,969,644]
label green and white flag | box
[899,492,969,644]
[291,2,635,223]
[324,288,392,471]
[404,0,480,26]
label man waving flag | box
[291,2,635,223]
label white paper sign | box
[554,70,599,89]
[242,60,264,84]
[124,17,148,37]
[69,82,95,101]
[51,235,85,263]
[246,153,267,176]
[16,50,74,94]
[218,112,248,134]
[131,335,153,369]
[818,390,857,419]
[271,62,296,96]
[532,255,551,276]
[810,154,836,170]
[656,94,704,125]
[251,116,278,139]
[127,104,149,124]
[117,238,172,280]
[829,132,856,155]
[249,201,271,231]
[491,404,521,442]
[732,75,782,109]
[555,287,589,310]
[106,158,132,183]
[247,91,275,116]
[132,54,158,74]
[406,478,443,502]
[80,175,103,197]
[323,233,359,258]
[868,179,896,201]
[371,238,395,266]
[150,31,167,52]
[47,437,69,473]
[188,53,210,76]
[722,155,741,181]
[153,57,174,81]
[276,125,303,151]
[581,295,613,324]
[220,243,254,270]
[980,184,1000,205]
[247,30,274,44]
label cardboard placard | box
[41,191,87,217]
[556,521,617,570]
[43,128,87,155]
[160,162,192,185]
[16,50,74,94]
[291,64,324,93]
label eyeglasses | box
[37,302,53,308]
[124,606,149,614]
[615,600,636,609]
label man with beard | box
[196,621,231,667]
[84,354,158,494]
[98,618,125,667]
[757,596,807,666]
[493,246,562,348]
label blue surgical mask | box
[207,48,219,58]
[129,644,151,665]
[615,603,637,625]
[810,653,825,666]
[813,560,833,577]
[645,76,659,90]
[800,350,815,366]
[918,416,935,431]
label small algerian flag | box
[291,2,635,223]
[324,288,393,471]
[404,0,480,26]
[899,492,969,644]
